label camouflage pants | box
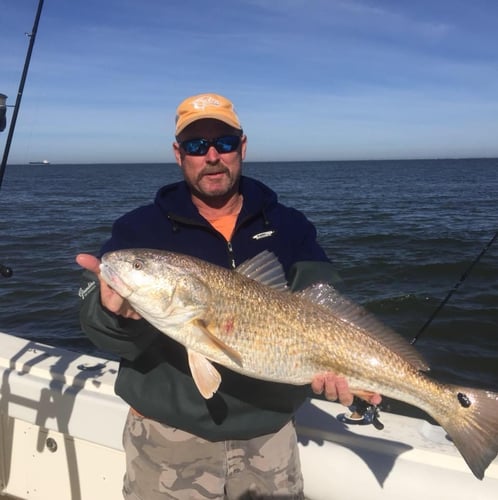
[122,410,304,499]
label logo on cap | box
[191,95,223,110]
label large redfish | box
[99,249,498,479]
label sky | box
[2,0,498,164]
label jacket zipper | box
[227,240,236,269]
[169,213,238,269]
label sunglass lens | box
[215,136,241,153]
[182,139,208,155]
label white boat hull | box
[0,331,496,499]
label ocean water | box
[0,159,497,396]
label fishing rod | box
[410,230,498,345]
[0,0,45,190]
[0,0,45,279]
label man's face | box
[173,119,247,202]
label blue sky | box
[2,0,498,163]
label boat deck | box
[1,331,497,499]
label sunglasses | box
[180,135,241,156]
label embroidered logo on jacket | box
[78,281,97,300]
[252,230,275,240]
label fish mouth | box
[99,262,133,298]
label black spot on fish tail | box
[458,392,472,408]
[438,387,498,479]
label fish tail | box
[438,386,498,479]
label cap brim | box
[176,114,241,136]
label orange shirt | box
[207,213,238,241]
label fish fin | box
[236,251,288,291]
[437,387,498,479]
[160,278,209,327]
[191,319,244,367]
[161,305,203,327]
[298,283,430,371]
[187,349,222,399]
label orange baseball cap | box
[175,93,242,136]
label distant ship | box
[29,160,50,165]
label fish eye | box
[132,259,144,270]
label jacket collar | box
[154,176,278,223]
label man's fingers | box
[76,253,100,274]
[354,390,382,406]
[311,373,381,407]
[311,373,354,406]
[330,375,353,406]
[311,374,326,395]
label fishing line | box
[410,230,498,345]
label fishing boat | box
[0,329,497,500]
[28,160,50,165]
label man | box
[77,93,380,499]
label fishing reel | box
[0,264,13,278]
[338,396,384,430]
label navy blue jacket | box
[79,176,337,440]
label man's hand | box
[76,253,141,319]
[311,372,382,407]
